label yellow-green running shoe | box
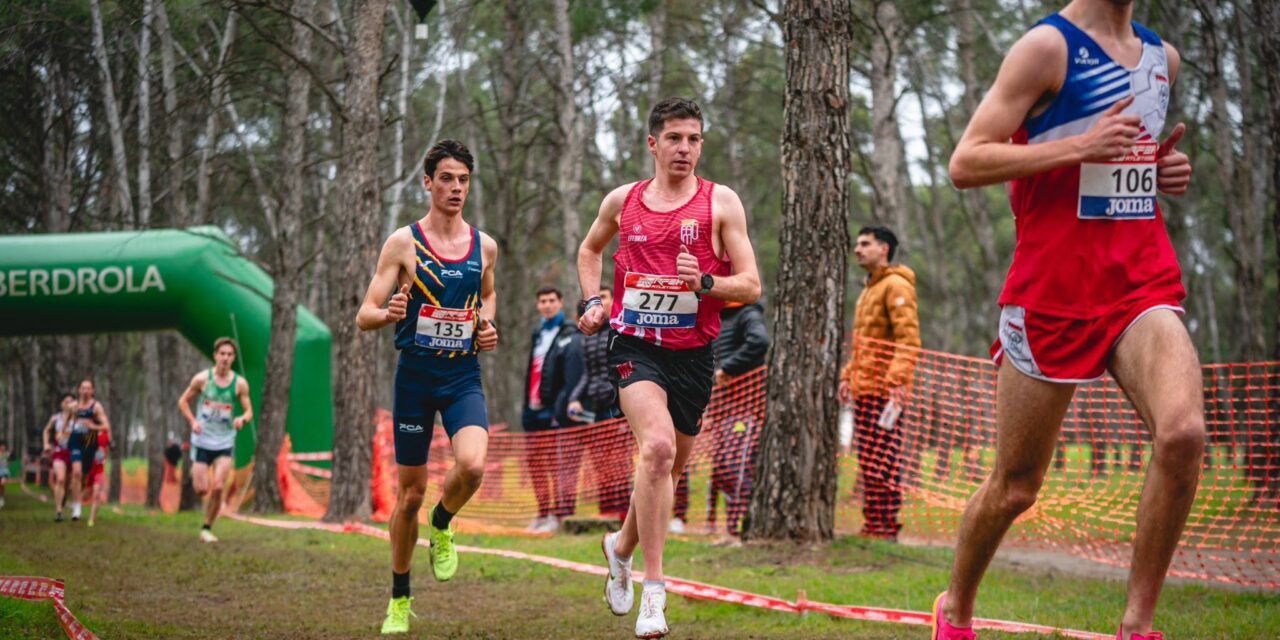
[380,596,416,634]
[427,506,458,581]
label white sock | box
[643,579,664,593]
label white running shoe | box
[70,502,82,520]
[199,529,218,543]
[527,516,547,532]
[0,497,5,509]
[539,515,560,533]
[634,587,668,638]
[601,531,634,615]
[667,518,685,534]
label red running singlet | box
[609,178,732,350]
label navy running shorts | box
[192,446,234,465]
[393,352,489,466]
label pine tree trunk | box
[646,0,667,108]
[744,0,851,543]
[1259,0,1280,359]
[384,4,414,240]
[868,0,905,232]
[194,12,238,225]
[89,0,133,221]
[325,0,389,522]
[554,0,583,295]
[155,1,191,226]
[252,0,316,514]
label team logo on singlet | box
[679,219,699,244]
[1073,46,1099,66]
[627,224,647,243]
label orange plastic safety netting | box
[281,337,1279,589]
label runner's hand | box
[838,379,852,405]
[476,318,498,351]
[1075,96,1141,162]
[1156,122,1191,196]
[190,419,202,435]
[677,245,701,291]
[714,369,730,387]
[386,283,411,323]
[578,303,607,336]
[233,416,247,431]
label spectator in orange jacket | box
[839,226,920,541]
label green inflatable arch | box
[0,227,332,466]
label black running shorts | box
[606,332,714,436]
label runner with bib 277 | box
[577,97,761,639]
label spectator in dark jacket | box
[672,301,769,534]
[714,302,770,384]
[523,286,576,532]
[539,322,586,525]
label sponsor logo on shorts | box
[616,361,635,381]
[998,306,1042,377]
[397,423,425,433]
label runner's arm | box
[42,415,56,450]
[950,26,1140,189]
[476,232,499,351]
[479,232,498,326]
[578,185,629,300]
[706,186,761,304]
[357,231,411,331]
[234,376,254,428]
[91,402,110,434]
[177,372,205,427]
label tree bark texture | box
[868,0,906,233]
[745,0,851,543]
[1258,0,1280,359]
[252,0,316,514]
[89,0,133,221]
[554,0,584,296]
[325,0,389,522]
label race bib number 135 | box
[1078,140,1158,220]
[416,305,475,351]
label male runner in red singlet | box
[42,394,77,521]
[578,97,761,639]
[934,2,1200,640]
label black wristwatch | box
[698,273,715,295]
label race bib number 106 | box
[621,273,698,329]
[1078,140,1158,220]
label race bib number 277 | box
[621,273,698,329]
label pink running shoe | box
[931,592,976,640]
[1117,630,1164,640]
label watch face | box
[701,274,714,290]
